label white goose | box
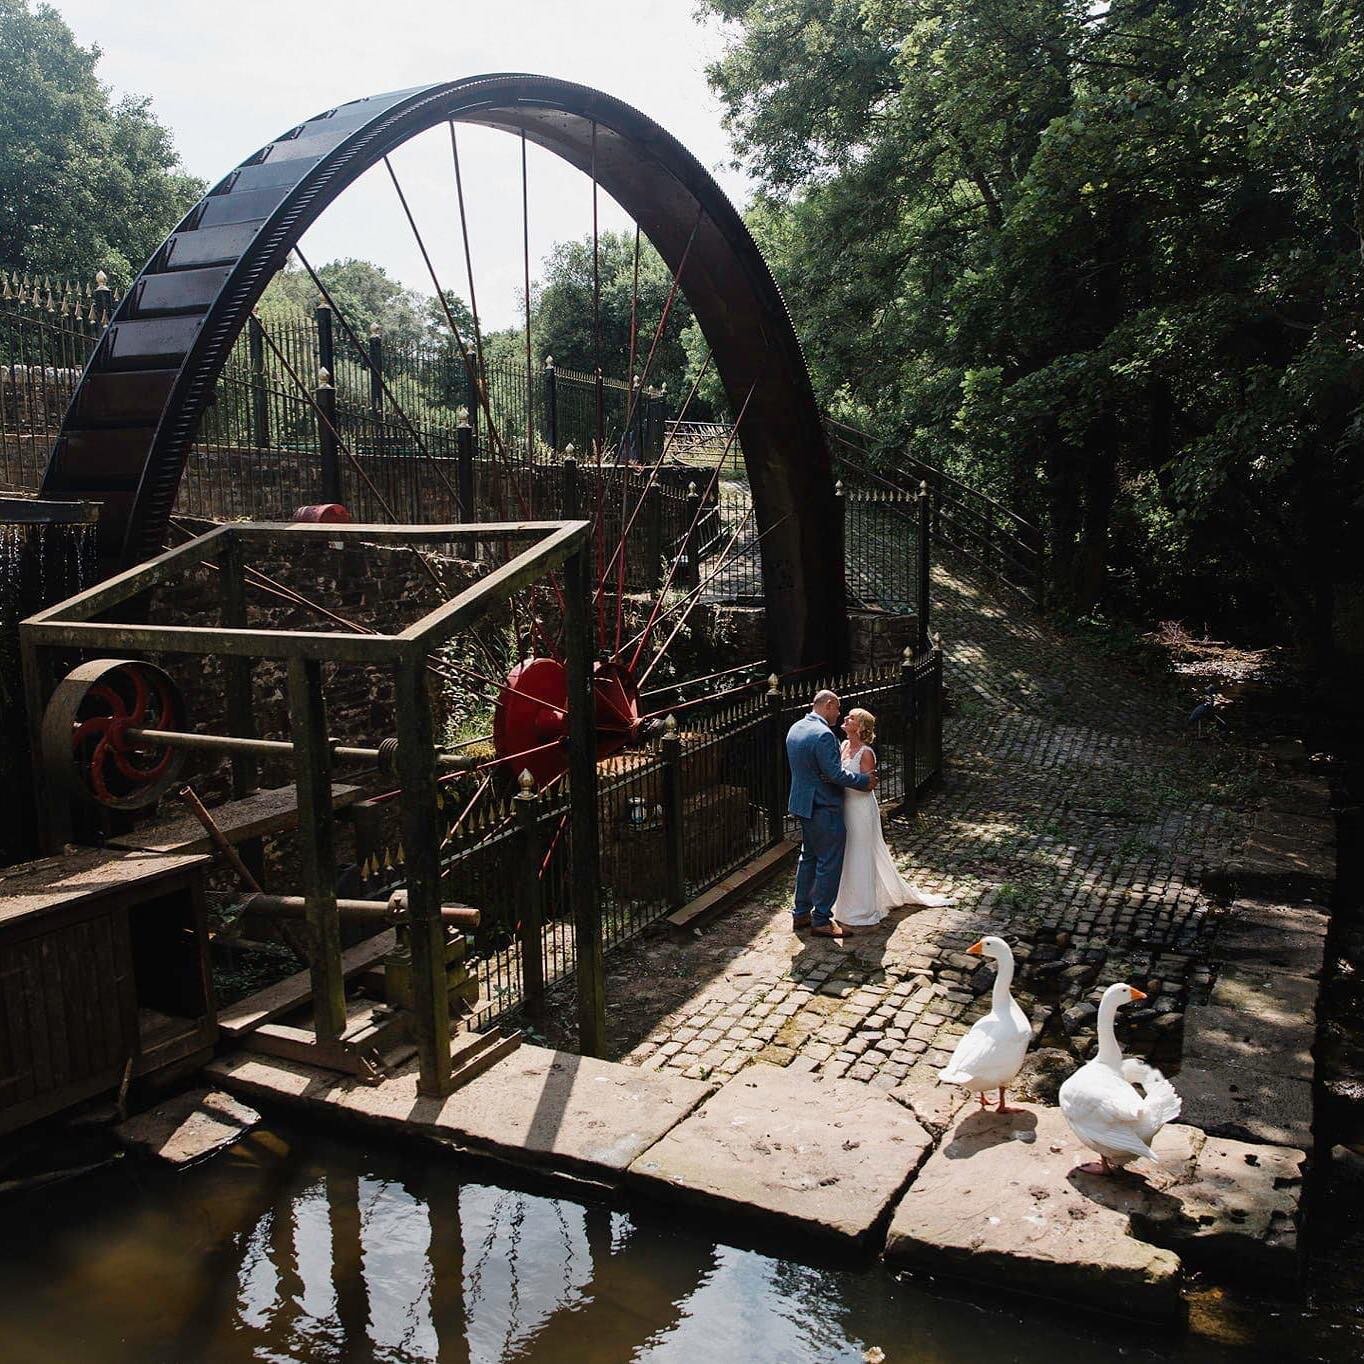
[1059,982,1182,1175]
[938,936,1031,1112]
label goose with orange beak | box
[1058,982,1182,1175]
[938,936,1031,1112]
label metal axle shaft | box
[125,727,476,772]
[242,892,480,929]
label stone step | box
[114,1087,260,1166]
[626,1062,932,1249]
[884,1104,1302,1321]
[208,1044,713,1181]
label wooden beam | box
[288,658,346,1042]
[21,618,406,662]
[399,519,590,649]
[106,783,364,855]
[20,523,230,625]
[394,659,453,1097]
[216,930,396,1039]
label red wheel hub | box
[43,658,188,810]
[493,658,641,787]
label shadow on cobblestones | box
[540,557,1270,1098]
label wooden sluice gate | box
[3,519,605,1137]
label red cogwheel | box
[492,657,641,788]
[42,658,188,810]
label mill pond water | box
[0,1119,1353,1364]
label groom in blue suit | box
[786,689,877,937]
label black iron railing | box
[352,648,944,1030]
[824,416,1045,607]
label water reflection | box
[0,1123,1333,1364]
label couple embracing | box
[787,689,952,938]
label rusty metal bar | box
[123,726,477,771]
[242,893,480,929]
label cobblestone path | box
[544,559,1267,1097]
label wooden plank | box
[666,840,799,936]
[36,935,71,1092]
[19,523,229,625]
[90,915,123,1073]
[106,783,363,855]
[242,1026,369,1075]
[0,849,211,927]
[448,1030,522,1091]
[0,958,31,1105]
[394,661,452,1096]
[217,930,396,1040]
[23,617,406,663]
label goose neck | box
[1096,992,1124,1069]
[989,950,1015,1013]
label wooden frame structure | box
[19,519,603,1094]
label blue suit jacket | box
[786,712,872,818]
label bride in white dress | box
[832,709,954,931]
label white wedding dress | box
[832,742,954,926]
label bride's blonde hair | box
[846,707,876,745]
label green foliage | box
[704,0,1364,670]
[0,0,203,281]
[531,229,703,411]
[259,259,473,356]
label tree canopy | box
[703,0,1364,670]
[530,229,705,409]
[259,259,473,355]
[0,0,203,281]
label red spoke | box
[631,507,791,683]
[293,247,463,510]
[591,348,714,614]
[626,383,759,670]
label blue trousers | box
[794,805,846,926]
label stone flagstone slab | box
[885,1104,1186,1321]
[209,1044,713,1179]
[1182,1003,1314,1080]
[1132,1131,1302,1282]
[115,1087,260,1166]
[1175,1063,1313,1150]
[1209,965,1318,1022]
[886,1103,1305,1319]
[628,1062,933,1247]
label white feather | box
[938,937,1030,1093]
[1060,985,1182,1167]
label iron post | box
[630,374,643,464]
[248,310,270,450]
[562,448,581,519]
[314,298,335,378]
[455,409,475,525]
[514,770,546,1024]
[644,480,663,589]
[287,657,347,1042]
[543,356,559,454]
[92,269,113,326]
[835,480,847,609]
[661,715,686,910]
[931,631,944,785]
[901,645,919,816]
[368,323,384,418]
[766,674,786,845]
[316,368,342,505]
[682,481,701,589]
